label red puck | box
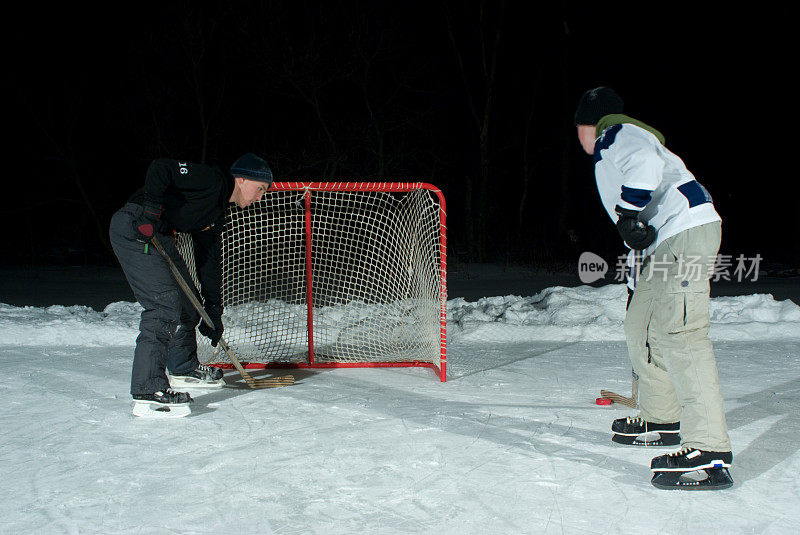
[595,397,612,405]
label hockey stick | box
[150,235,293,389]
[600,369,639,409]
[602,255,643,409]
[600,371,638,408]
[599,389,637,408]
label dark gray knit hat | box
[230,153,273,183]
[574,87,624,125]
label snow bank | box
[0,302,142,346]
[1,284,798,346]
[708,293,800,340]
[448,285,628,342]
[448,284,800,342]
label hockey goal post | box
[177,182,447,381]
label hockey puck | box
[595,397,612,405]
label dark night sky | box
[6,2,796,269]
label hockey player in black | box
[109,153,273,411]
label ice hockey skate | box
[132,389,194,418]
[611,416,680,446]
[650,448,733,490]
[650,447,732,471]
[169,365,225,389]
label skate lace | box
[163,388,192,402]
[198,365,219,376]
[626,416,644,425]
[667,447,694,458]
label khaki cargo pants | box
[624,221,731,452]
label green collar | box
[595,114,666,145]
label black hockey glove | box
[132,201,162,243]
[199,304,224,347]
[615,205,656,250]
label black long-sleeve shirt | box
[128,158,233,307]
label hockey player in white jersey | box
[575,87,732,489]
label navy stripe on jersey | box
[677,180,713,207]
[621,185,653,208]
[593,123,623,164]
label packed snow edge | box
[1,284,798,346]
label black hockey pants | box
[109,203,201,395]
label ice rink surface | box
[1,270,799,534]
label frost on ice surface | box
[1,284,799,533]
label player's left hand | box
[199,304,224,347]
[615,205,656,250]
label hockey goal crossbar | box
[180,181,447,381]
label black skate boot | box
[611,416,680,446]
[132,389,193,418]
[650,448,733,490]
[651,447,732,471]
[133,389,194,404]
[169,365,225,388]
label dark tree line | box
[7,2,796,268]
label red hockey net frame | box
[181,182,447,381]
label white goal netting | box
[176,182,447,380]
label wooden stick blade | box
[600,389,637,408]
[241,374,295,389]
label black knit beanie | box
[230,153,273,183]
[574,87,624,125]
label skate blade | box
[651,468,733,490]
[612,431,681,447]
[169,375,225,389]
[132,401,191,418]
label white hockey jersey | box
[593,117,721,256]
